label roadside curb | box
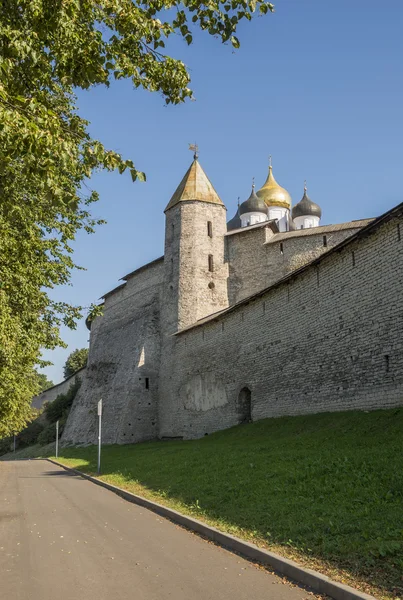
[46,458,376,600]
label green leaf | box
[231,35,240,48]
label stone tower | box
[162,156,229,334]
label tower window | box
[323,235,327,247]
[280,243,284,255]
[208,254,214,272]
[207,221,213,237]
[384,355,390,373]
[352,251,356,267]
[145,377,149,390]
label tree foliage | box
[0,0,274,436]
[35,371,54,393]
[63,348,88,379]
[44,377,80,422]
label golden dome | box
[256,165,291,210]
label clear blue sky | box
[42,0,403,384]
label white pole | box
[97,400,102,475]
[55,421,59,458]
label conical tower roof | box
[165,159,224,212]
[257,165,291,210]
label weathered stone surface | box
[46,157,402,447]
[62,259,163,446]
[226,221,372,304]
[158,212,403,439]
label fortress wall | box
[225,225,272,304]
[266,226,366,282]
[226,223,365,304]
[62,259,164,446]
[159,211,403,439]
[31,367,86,410]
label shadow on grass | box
[56,408,403,599]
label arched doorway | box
[238,387,252,424]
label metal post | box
[97,399,102,475]
[55,421,59,458]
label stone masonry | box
[55,157,403,446]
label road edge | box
[46,458,376,600]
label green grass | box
[3,409,403,599]
[0,442,56,460]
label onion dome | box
[227,199,242,231]
[292,184,322,220]
[239,183,268,216]
[257,163,291,210]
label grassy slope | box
[2,409,402,599]
[0,442,55,460]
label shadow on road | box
[18,470,84,479]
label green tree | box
[0,0,274,436]
[35,371,54,393]
[63,348,89,379]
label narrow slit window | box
[207,221,213,237]
[352,251,356,267]
[145,377,149,390]
[323,235,327,247]
[208,254,214,272]
[384,355,390,373]
[398,224,401,242]
[280,243,284,255]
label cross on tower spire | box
[189,143,199,160]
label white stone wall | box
[294,215,320,229]
[226,225,366,304]
[62,259,164,446]
[158,211,403,440]
[240,212,267,227]
[63,200,403,447]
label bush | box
[37,423,57,445]
[18,420,44,448]
[45,379,80,424]
[37,418,69,445]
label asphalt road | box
[0,460,309,600]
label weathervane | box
[304,179,307,193]
[269,155,272,168]
[189,143,199,160]
[252,176,255,189]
